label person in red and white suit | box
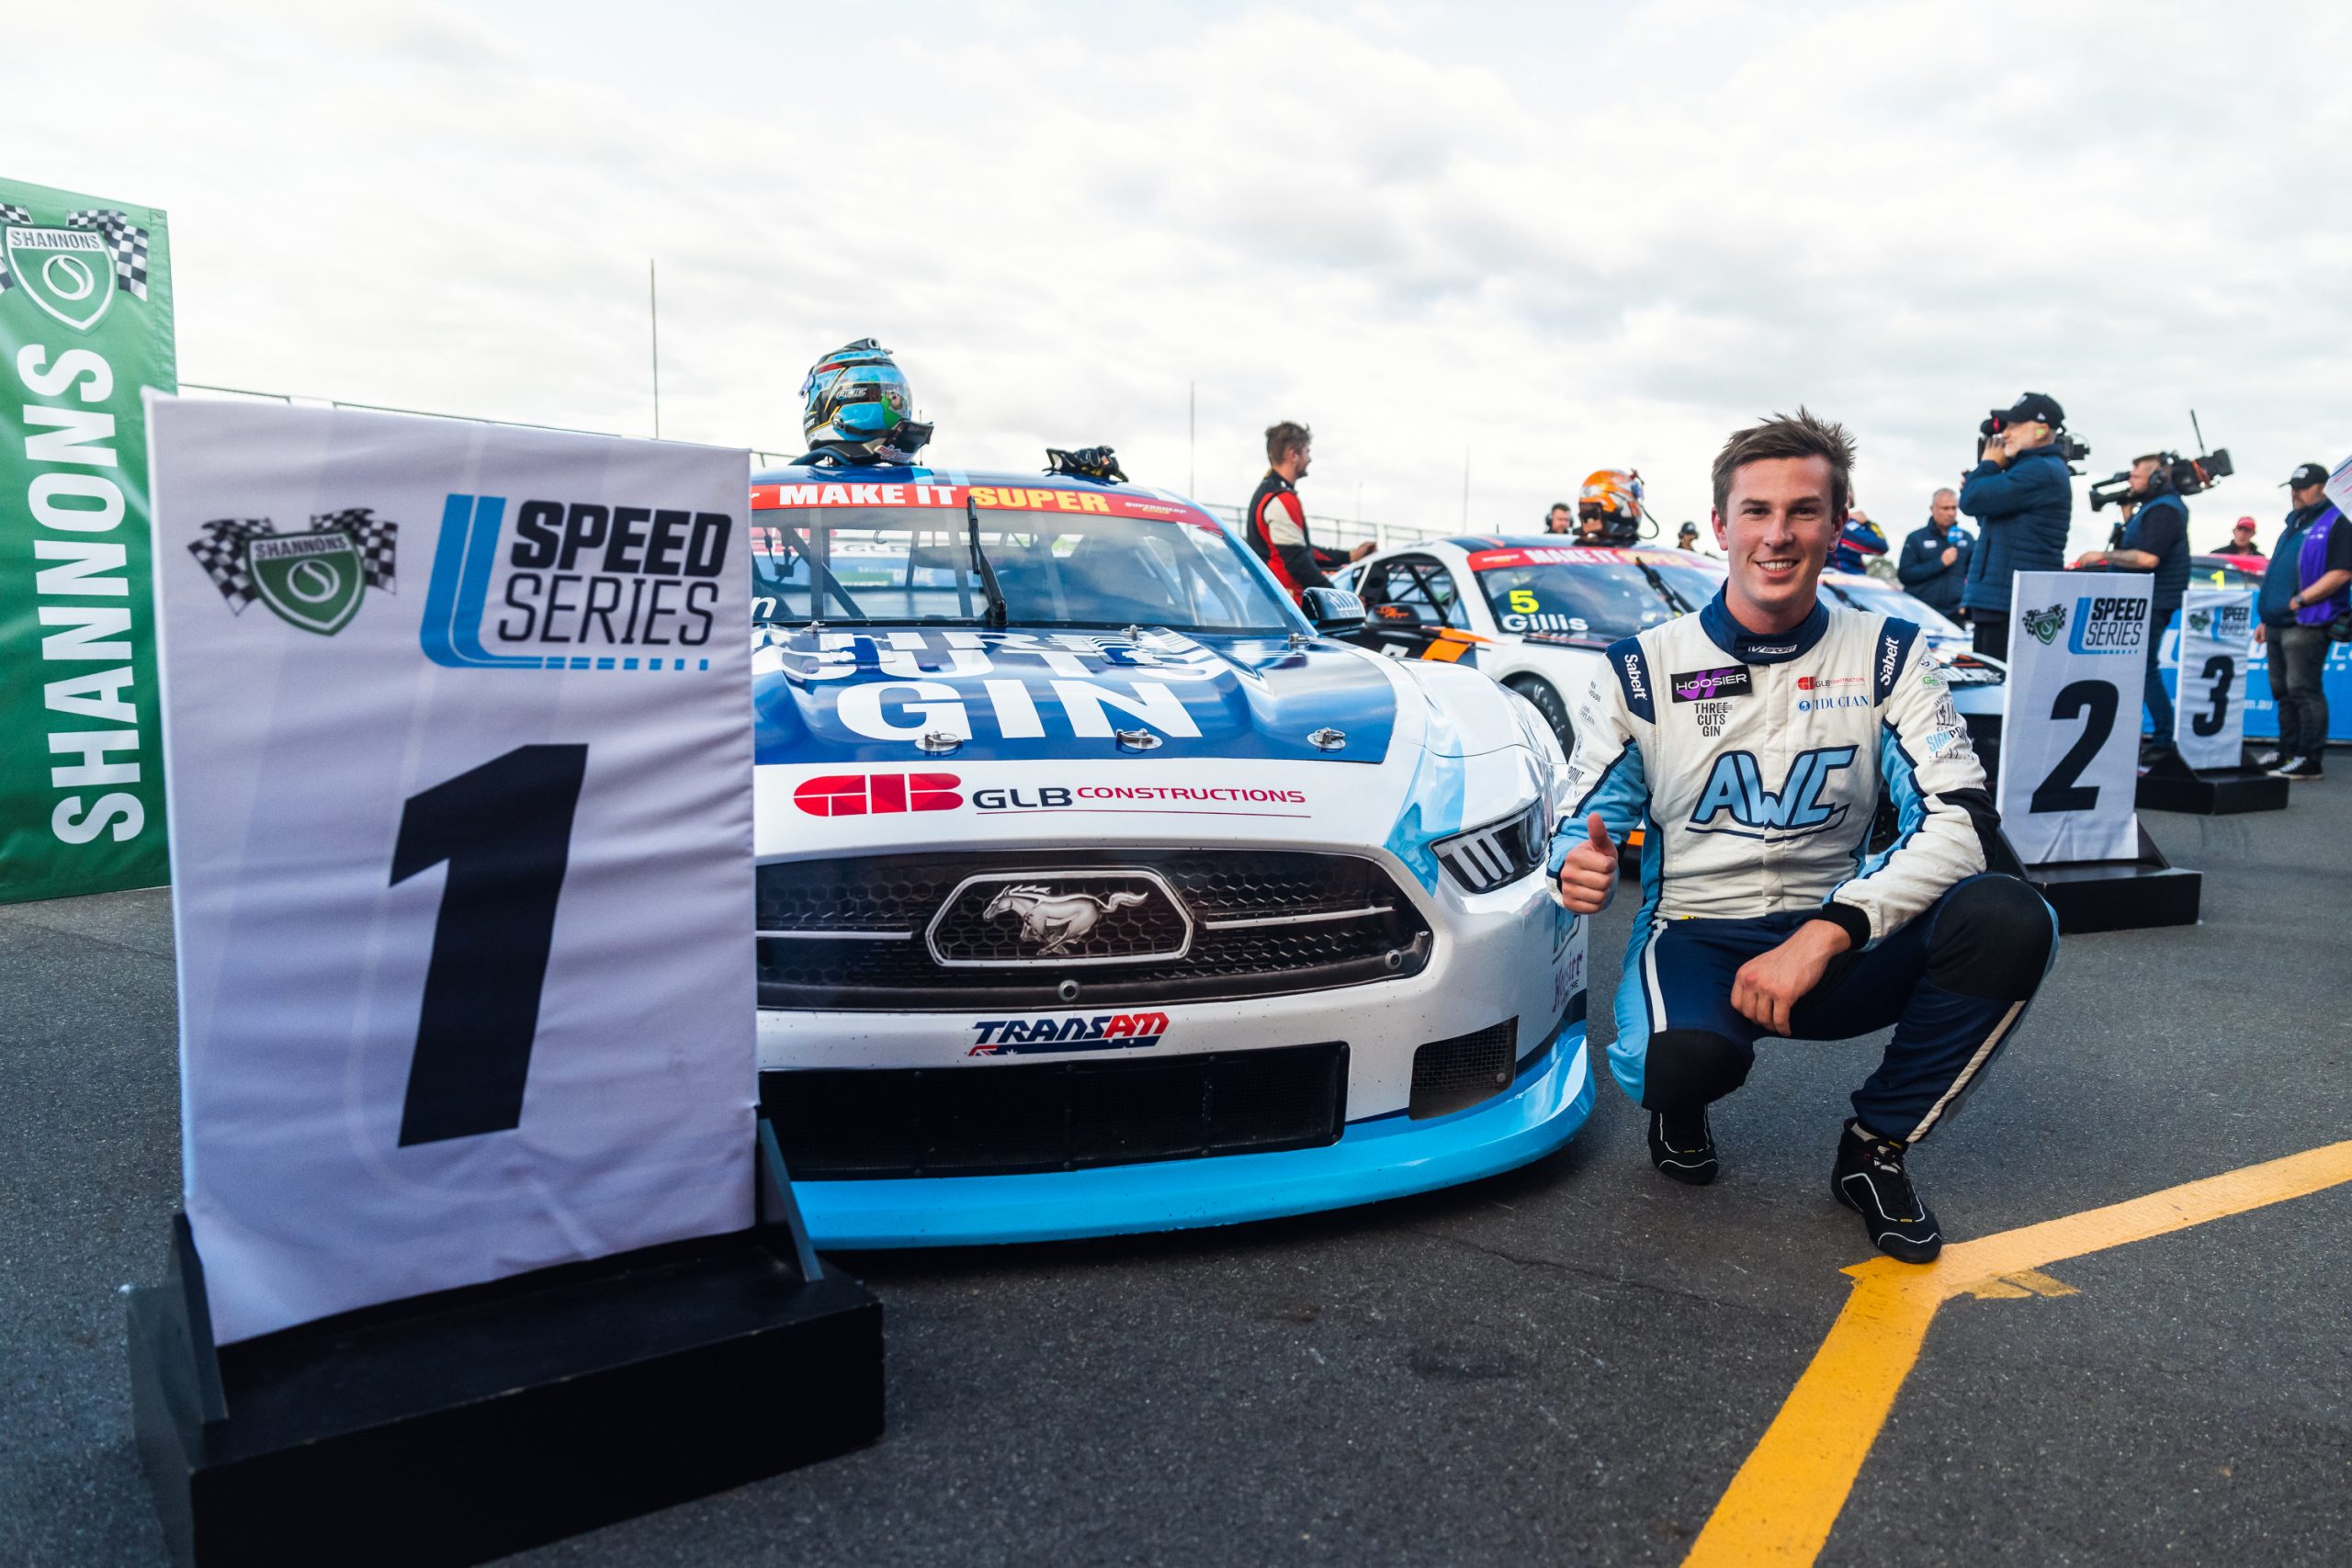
[1245,421,1373,601]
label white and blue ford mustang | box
[747,463,1593,1247]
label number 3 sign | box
[149,397,756,1344]
[1996,570,2151,863]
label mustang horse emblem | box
[981,885,1149,954]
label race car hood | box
[750,625,1546,878]
[752,626,1397,766]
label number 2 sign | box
[149,397,756,1345]
[1996,571,2150,864]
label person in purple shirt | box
[2254,463,2351,779]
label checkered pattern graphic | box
[317,508,398,592]
[187,511,401,613]
[0,204,21,297]
[187,519,277,614]
[65,208,151,300]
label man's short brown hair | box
[1266,422,1311,465]
[1710,408,1856,519]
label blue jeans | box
[2143,615,2177,750]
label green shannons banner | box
[1,176,175,902]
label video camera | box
[2086,412,2233,513]
[1980,416,2090,470]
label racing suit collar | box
[1699,587,1830,665]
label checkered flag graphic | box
[65,208,150,301]
[0,204,23,297]
[187,519,277,614]
[317,508,398,592]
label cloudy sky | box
[6,0,2344,554]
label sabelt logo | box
[1620,649,1647,703]
[793,772,963,816]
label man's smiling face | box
[1713,455,1840,629]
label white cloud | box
[3,0,2343,551]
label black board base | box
[2023,822,2203,934]
[2135,763,2290,815]
[129,1123,882,1568]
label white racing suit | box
[1547,592,2058,1142]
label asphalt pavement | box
[3,784,2346,1567]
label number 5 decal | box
[2029,680,2116,815]
[391,744,589,1145]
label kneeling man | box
[1552,411,2057,1261]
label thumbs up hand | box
[1556,811,1619,915]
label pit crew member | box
[1551,410,2058,1262]
[1246,421,1372,599]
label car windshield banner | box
[0,175,175,903]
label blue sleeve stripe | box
[1607,637,1655,723]
[1872,619,1921,704]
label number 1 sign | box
[1996,571,2151,864]
[148,397,755,1344]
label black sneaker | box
[1831,1119,1941,1262]
[1647,1109,1719,1186]
[2272,755,2324,781]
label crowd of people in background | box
[1242,396,2342,782]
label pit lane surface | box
[4,789,2346,1566]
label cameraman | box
[2074,453,2191,769]
[1959,393,2074,660]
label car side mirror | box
[1299,587,1367,635]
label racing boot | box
[1831,1119,1941,1262]
[1647,1108,1719,1186]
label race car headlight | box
[1432,800,1547,895]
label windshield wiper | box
[966,497,1008,627]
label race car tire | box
[1506,674,1574,756]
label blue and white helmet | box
[799,338,930,460]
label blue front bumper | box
[796,1022,1596,1248]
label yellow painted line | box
[1683,1140,2352,1567]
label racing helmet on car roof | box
[1577,468,1644,544]
[798,338,933,464]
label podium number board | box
[1996,570,2148,864]
[149,397,755,1345]
[2172,586,2254,771]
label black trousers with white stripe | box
[1624,874,2058,1143]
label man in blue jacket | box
[1959,393,2075,660]
[2074,454,2192,769]
[1897,488,1971,618]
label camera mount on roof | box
[1045,446,1127,483]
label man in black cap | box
[1958,393,2075,660]
[2253,462,2350,779]
[2074,452,2195,773]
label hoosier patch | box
[1671,665,1752,703]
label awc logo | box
[1690,747,1857,835]
[793,772,963,817]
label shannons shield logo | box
[2021,604,2066,646]
[0,204,152,333]
[1689,747,1858,836]
[187,510,399,636]
[2188,609,2211,636]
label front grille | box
[1408,1019,1518,1120]
[764,1043,1349,1178]
[758,849,1430,1010]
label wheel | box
[1505,674,1574,756]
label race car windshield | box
[1821,574,1964,638]
[1472,558,1691,642]
[751,508,1296,633]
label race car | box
[1337,538,1728,752]
[748,466,1594,1247]
[1337,538,2008,757]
